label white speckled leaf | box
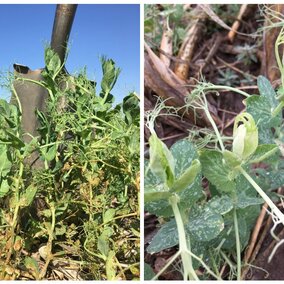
[257,76,278,107]
[187,205,224,242]
[147,219,178,254]
[170,139,197,178]
[208,195,233,215]
[199,150,236,193]
[248,144,279,164]
[245,95,281,144]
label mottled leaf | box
[187,205,224,242]
[170,159,201,193]
[245,95,281,143]
[208,195,233,215]
[257,75,278,107]
[199,150,236,193]
[248,144,279,164]
[147,219,178,253]
[171,139,197,178]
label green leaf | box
[19,184,37,207]
[245,95,281,143]
[5,129,25,149]
[207,195,233,215]
[24,256,40,279]
[103,208,116,223]
[0,178,10,198]
[145,173,203,217]
[144,184,171,203]
[144,263,156,280]
[100,57,121,96]
[98,234,110,257]
[223,150,241,168]
[187,205,224,242]
[55,224,67,236]
[248,144,279,164]
[147,219,178,253]
[145,139,203,216]
[148,133,175,188]
[199,150,236,193]
[45,47,62,79]
[211,213,248,250]
[0,145,12,177]
[234,175,263,209]
[257,76,278,108]
[44,145,57,162]
[232,113,258,160]
[170,159,201,193]
[122,92,140,126]
[106,250,116,280]
[170,139,197,178]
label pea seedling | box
[145,29,284,280]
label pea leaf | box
[187,205,224,242]
[245,77,281,144]
[147,219,178,254]
[207,195,233,215]
[170,139,197,177]
[0,145,12,177]
[257,76,278,107]
[199,150,236,193]
[170,159,201,193]
[211,213,248,250]
[148,133,175,188]
[106,250,116,280]
[19,184,37,207]
[45,47,62,79]
[100,57,121,96]
[122,92,140,126]
[145,173,203,217]
[234,175,263,209]
[0,178,10,198]
[144,263,156,280]
[103,208,116,223]
[24,256,40,279]
[248,144,279,164]
[44,144,57,162]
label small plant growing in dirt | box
[144,24,284,280]
[0,47,140,280]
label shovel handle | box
[51,4,77,64]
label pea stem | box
[233,208,241,280]
[239,166,284,226]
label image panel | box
[0,4,140,280]
[144,4,284,281]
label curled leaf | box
[233,112,258,160]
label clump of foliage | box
[144,29,284,281]
[0,47,140,280]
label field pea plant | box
[0,48,140,280]
[144,29,284,281]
